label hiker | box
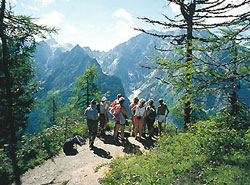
[134,98,146,141]
[109,93,122,114]
[129,97,139,136]
[157,98,169,135]
[84,99,99,148]
[98,96,108,136]
[113,97,129,143]
[109,93,122,133]
[145,99,156,139]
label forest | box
[1,0,250,184]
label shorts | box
[158,115,166,123]
[131,115,136,123]
[135,116,145,124]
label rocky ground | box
[20,131,157,185]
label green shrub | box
[102,114,250,184]
[0,120,88,184]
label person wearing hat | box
[157,98,169,135]
[145,99,156,139]
[129,97,139,136]
[134,98,147,141]
[98,96,108,136]
[113,97,129,143]
[84,99,99,148]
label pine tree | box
[0,1,56,184]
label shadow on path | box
[138,137,157,150]
[65,149,78,156]
[91,146,112,159]
[122,139,142,155]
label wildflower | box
[237,176,240,179]
[225,148,228,151]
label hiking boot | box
[89,143,94,149]
[100,130,105,137]
[121,139,126,146]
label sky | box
[9,0,249,51]
[10,0,173,51]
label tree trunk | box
[182,2,194,131]
[86,77,89,107]
[0,1,21,184]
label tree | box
[45,90,61,126]
[137,0,250,130]
[201,25,250,129]
[70,64,100,114]
[0,1,56,184]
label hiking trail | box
[20,131,156,185]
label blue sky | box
[10,0,248,51]
[11,0,175,51]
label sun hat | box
[102,96,107,101]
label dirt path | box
[20,131,156,185]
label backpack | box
[63,135,85,155]
[147,106,156,120]
[96,102,100,113]
[112,105,121,121]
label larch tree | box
[136,0,250,130]
[70,64,100,115]
[201,25,250,129]
[0,1,56,184]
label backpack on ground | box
[63,135,85,155]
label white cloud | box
[112,9,139,40]
[112,8,133,22]
[115,20,138,38]
[42,0,56,6]
[38,11,64,27]
[10,0,17,5]
[32,0,56,6]
[27,5,39,11]
[169,2,180,15]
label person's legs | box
[134,122,139,138]
[99,114,105,136]
[114,122,120,138]
[158,121,162,136]
[87,120,98,147]
[87,120,92,146]
[91,120,98,145]
[142,122,146,137]
[120,125,125,140]
[131,117,135,136]
[148,120,154,138]
[138,122,143,138]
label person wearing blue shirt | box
[84,99,99,148]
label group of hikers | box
[84,93,169,149]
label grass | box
[101,114,250,184]
[95,162,108,173]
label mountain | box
[84,30,250,127]
[88,32,180,124]
[30,31,250,131]
[28,41,126,132]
